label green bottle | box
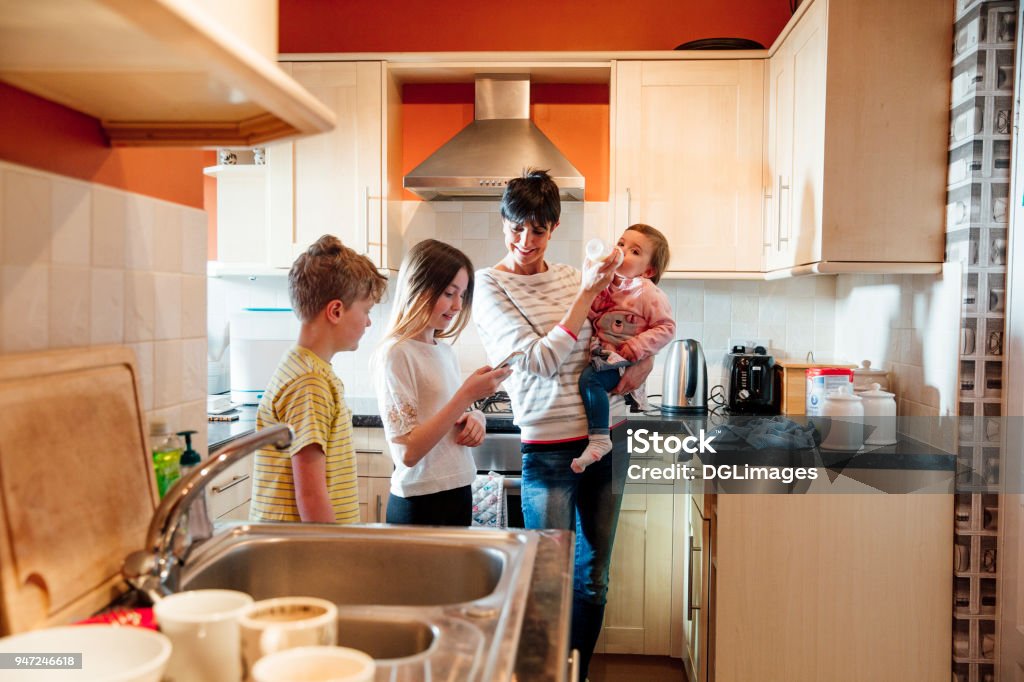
[150,420,183,497]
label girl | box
[373,239,512,526]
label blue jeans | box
[521,435,628,680]
[579,365,622,435]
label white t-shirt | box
[373,338,478,498]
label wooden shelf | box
[0,0,335,147]
[954,610,998,620]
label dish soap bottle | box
[176,430,213,542]
[150,420,182,497]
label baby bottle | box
[585,238,623,266]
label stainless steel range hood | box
[403,75,585,201]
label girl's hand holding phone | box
[455,411,486,447]
[459,365,513,403]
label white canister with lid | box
[860,382,897,445]
[818,392,864,451]
[852,360,890,393]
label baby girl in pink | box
[573,224,676,473]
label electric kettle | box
[662,339,708,414]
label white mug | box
[154,589,254,682]
[240,597,339,681]
[252,646,375,682]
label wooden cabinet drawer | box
[207,453,253,519]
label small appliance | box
[724,345,778,414]
[229,308,300,405]
[662,339,708,414]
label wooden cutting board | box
[0,346,156,634]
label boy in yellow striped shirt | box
[250,235,387,524]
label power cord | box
[708,384,728,416]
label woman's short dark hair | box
[500,168,561,229]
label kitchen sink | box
[174,523,538,681]
[181,532,503,606]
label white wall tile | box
[49,266,90,348]
[51,180,91,266]
[181,275,206,339]
[154,273,182,340]
[435,211,463,242]
[180,209,207,275]
[128,341,155,411]
[3,170,51,266]
[125,197,155,271]
[154,340,183,408]
[462,211,488,240]
[125,270,156,342]
[153,204,182,273]
[90,268,124,345]
[182,337,207,402]
[91,187,126,268]
[1,265,48,352]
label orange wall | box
[280,0,790,53]
[402,84,609,201]
[0,83,207,209]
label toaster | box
[724,345,778,415]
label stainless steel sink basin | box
[175,523,538,681]
[182,533,502,606]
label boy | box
[572,224,676,472]
[250,235,387,523]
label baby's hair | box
[385,239,475,344]
[500,168,561,229]
[288,235,387,322]
[625,224,670,284]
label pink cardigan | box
[588,276,676,361]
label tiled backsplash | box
[0,161,209,451]
[211,201,863,409]
[834,265,962,419]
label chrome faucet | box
[123,424,293,600]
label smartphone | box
[496,350,525,369]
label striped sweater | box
[474,263,625,442]
[249,345,359,524]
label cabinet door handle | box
[211,474,249,494]
[687,534,702,621]
[762,191,773,249]
[364,185,371,254]
[375,494,382,523]
[777,175,791,246]
[625,187,632,227]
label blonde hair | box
[625,223,670,285]
[289,235,387,322]
[385,239,474,344]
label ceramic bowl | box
[0,624,171,681]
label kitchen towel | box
[472,472,507,529]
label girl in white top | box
[373,239,511,526]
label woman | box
[473,170,654,680]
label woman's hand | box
[455,410,486,447]
[458,365,513,403]
[612,355,654,395]
[581,251,619,295]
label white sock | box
[571,434,613,473]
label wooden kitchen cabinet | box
[711,494,952,681]
[264,61,392,270]
[762,0,950,276]
[353,426,394,524]
[613,59,765,276]
[595,481,674,655]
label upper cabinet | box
[0,0,335,146]
[265,62,392,270]
[614,60,765,277]
[763,0,951,276]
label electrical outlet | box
[728,337,771,353]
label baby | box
[572,224,676,473]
